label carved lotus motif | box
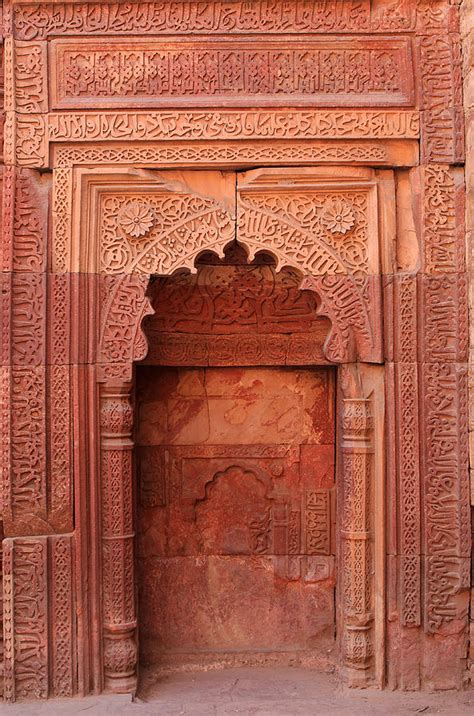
[117,201,155,238]
[321,199,355,235]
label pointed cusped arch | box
[92,166,380,281]
[95,257,383,694]
[97,245,382,381]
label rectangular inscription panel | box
[50,36,414,109]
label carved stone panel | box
[2,536,76,702]
[420,165,465,275]
[420,362,470,633]
[11,107,421,168]
[12,1,418,41]
[51,141,418,170]
[1,362,73,535]
[0,168,49,274]
[419,35,464,164]
[67,170,236,275]
[2,538,49,701]
[100,189,234,275]
[11,40,48,114]
[47,109,420,144]
[237,167,381,276]
[49,36,414,110]
[142,245,332,367]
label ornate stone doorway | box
[76,167,385,696]
[134,247,338,672]
[94,163,386,693]
[3,150,468,697]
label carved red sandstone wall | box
[0,0,471,702]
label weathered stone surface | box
[0,0,471,703]
[136,365,335,667]
[49,36,415,110]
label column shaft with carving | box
[99,382,137,693]
[340,397,374,686]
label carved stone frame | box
[64,162,390,693]
[5,140,468,697]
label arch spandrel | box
[75,166,383,277]
[97,187,354,278]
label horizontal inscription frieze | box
[13,1,422,40]
[47,110,420,143]
[50,37,414,109]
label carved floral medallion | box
[117,201,155,239]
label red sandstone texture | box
[0,0,472,704]
[136,365,335,667]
